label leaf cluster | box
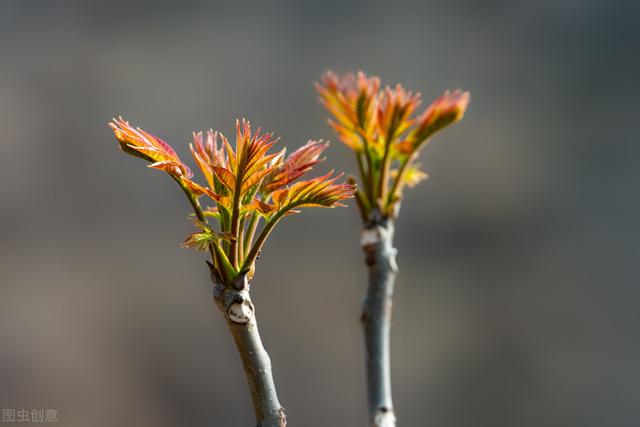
[110,118,355,285]
[316,71,469,221]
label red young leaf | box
[109,117,192,178]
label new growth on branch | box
[317,70,469,427]
[316,71,469,223]
[109,117,355,427]
[108,69,469,427]
[110,117,355,285]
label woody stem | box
[361,219,398,427]
[213,277,286,427]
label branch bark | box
[212,273,287,427]
[361,220,398,427]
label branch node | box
[228,301,254,324]
[212,280,255,325]
[361,227,381,248]
[234,272,249,290]
[373,407,396,427]
[277,407,287,426]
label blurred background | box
[1,1,638,426]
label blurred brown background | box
[1,1,638,426]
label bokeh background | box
[1,1,638,426]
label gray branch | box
[213,273,287,427]
[361,221,398,427]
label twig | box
[212,272,287,427]
[361,220,398,427]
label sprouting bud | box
[109,116,193,178]
[317,71,470,219]
[376,84,421,142]
[412,90,470,146]
[315,71,380,150]
[110,116,355,287]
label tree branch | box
[361,220,398,427]
[212,273,287,427]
